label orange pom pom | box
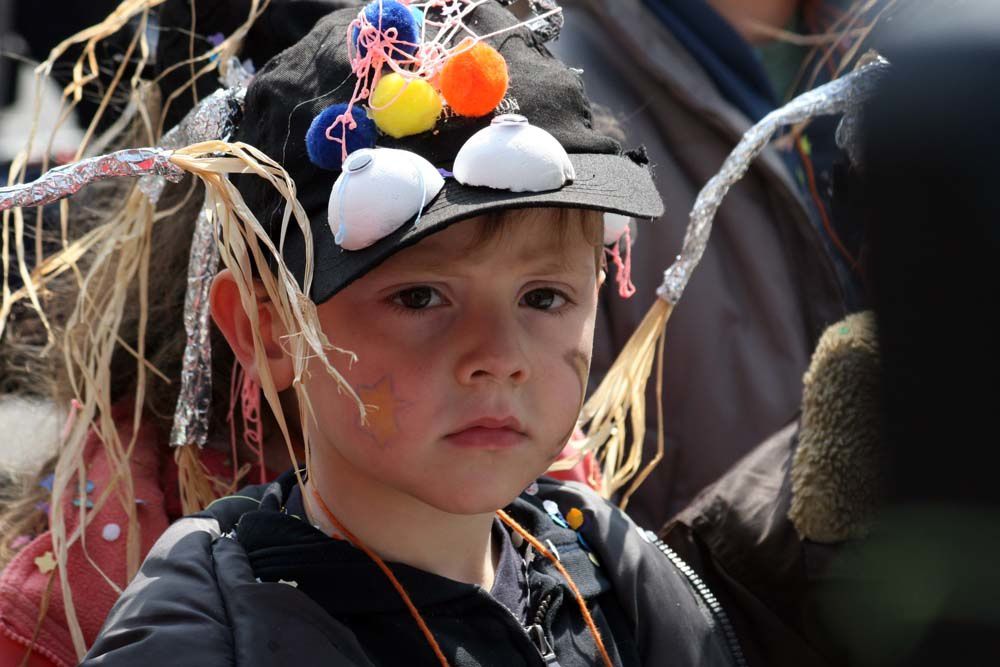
[440,40,509,118]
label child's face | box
[306,209,600,514]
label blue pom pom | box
[306,104,377,171]
[352,0,420,60]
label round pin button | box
[102,523,121,542]
[345,150,374,173]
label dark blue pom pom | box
[305,104,377,171]
[352,0,420,60]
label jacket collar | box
[231,471,610,615]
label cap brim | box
[302,152,663,303]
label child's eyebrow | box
[521,257,578,275]
[386,244,579,276]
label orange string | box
[309,488,451,667]
[496,509,615,667]
[309,488,613,666]
[796,139,860,272]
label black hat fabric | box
[235,0,664,303]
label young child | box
[27,2,738,665]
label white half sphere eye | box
[603,213,632,245]
[453,114,575,193]
[328,148,445,251]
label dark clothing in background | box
[658,7,1000,667]
[555,0,849,529]
[156,0,362,128]
[2,1,121,110]
[662,423,843,667]
[825,10,1000,664]
[643,0,780,123]
[643,0,857,286]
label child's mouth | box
[445,417,527,450]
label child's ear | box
[210,269,295,391]
[598,268,607,288]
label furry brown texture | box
[789,311,882,543]
[0,302,49,397]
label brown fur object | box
[789,311,881,543]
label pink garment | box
[0,410,169,666]
[0,413,596,666]
[548,430,603,491]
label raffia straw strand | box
[154,0,270,135]
[4,1,280,657]
[618,322,666,510]
[168,143,364,513]
[576,298,672,499]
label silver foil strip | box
[496,0,563,42]
[836,108,865,169]
[169,197,219,449]
[657,57,890,305]
[0,149,182,213]
[220,57,254,91]
[525,0,563,43]
[140,63,250,204]
[836,51,887,169]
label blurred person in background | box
[553,0,879,529]
[819,5,1000,664]
[658,3,1000,665]
[1,1,128,121]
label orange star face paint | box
[358,375,408,445]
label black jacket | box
[82,475,744,666]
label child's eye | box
[520,288,568,311]
[391,286,444,310]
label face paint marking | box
[357,375,408,446]
[564,348,591,405]
[551,348,592,458]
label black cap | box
[235,1,664,304]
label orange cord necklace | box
[309,488,614,667]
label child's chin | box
[425,478,535,515]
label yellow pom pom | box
[369,73,442,139]
[566,507,584,531]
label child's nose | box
[453,311,530,387]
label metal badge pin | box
[492,113,529,126]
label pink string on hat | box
[607,224,637,299]
[324,1,424,162]
[60,399,83,440]
[323,0,563,163]
[228,364,266,485]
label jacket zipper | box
[525,589,561,666]
[480,584,562,667]
[526,622,562,666]
[653,537,749,667]
[514,545,565,666]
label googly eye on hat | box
[453,115,575,192]
[603,213,633,246]
[329,148,445,250]
[234,0,664,304]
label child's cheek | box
[564,348,591,408]
[355,374,410,447]
[539,347,592,461]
